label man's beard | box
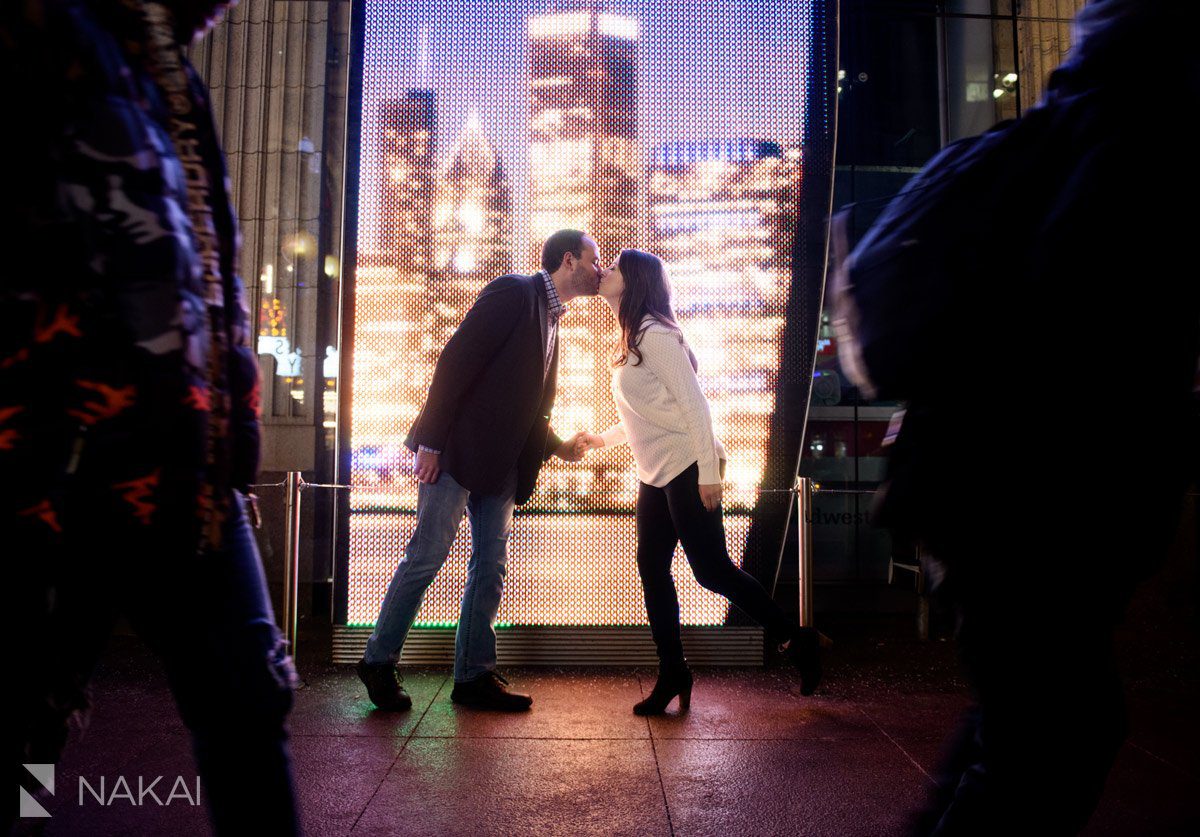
[579,269,599,296]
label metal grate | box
[332,625,764,666]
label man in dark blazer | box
[357,229,602,711]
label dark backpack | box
[830,97,1075,532]
[832,101,1063,402]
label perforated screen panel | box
[346,1,819,628]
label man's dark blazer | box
[405,273,563,504]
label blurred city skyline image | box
[347,0,812,628]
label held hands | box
[554,432,589,462]
[574,432,605,458]
[553,432,605,462]
[419,431,598,480]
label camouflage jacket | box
[0,0,259,544]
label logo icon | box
[19,763,54,818]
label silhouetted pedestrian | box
[834,1,1199,832]
[2,2,300,833]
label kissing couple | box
[357,229,827,713]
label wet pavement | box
[31,587,1198,837]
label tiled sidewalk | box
[36,617,1199,836]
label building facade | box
[189,0,1096,619]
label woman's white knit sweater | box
[599,318,726,487]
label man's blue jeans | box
[364,468,517,682]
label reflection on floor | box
[40,603,1199,836]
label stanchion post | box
[282,471,303,664]
[797,477,815,627]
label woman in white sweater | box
[578,249,825,715]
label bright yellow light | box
[452,247,476,273]
[457,203,484,235]
[350,6,801,628]
[348,513,752,626]
[284,232,316,257]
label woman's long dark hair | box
[613,249,696,371]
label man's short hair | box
[541,229,588,274]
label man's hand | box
[574,432,605,457]
[554,432,588,462]
[699,482,723,513]
[415,448,441,484]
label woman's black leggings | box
[636,462,797,667]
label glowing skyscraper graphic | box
[527,10,640,505]
[375,91,436,264]
[649,139,801,507]
[350,90,438,507]
[431,112,514,344]
[342,1,818,641]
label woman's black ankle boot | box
[782,627,830,696]
[634,662,693,716]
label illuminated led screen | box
[347,0,814,627]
